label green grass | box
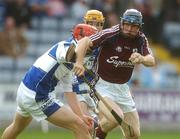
[1,129,180,139]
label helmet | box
[67,24,97,62]
[121,9,143,26]
[72,23,97,40]
[84,10,105,23]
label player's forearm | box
[129,52,155,66]
[75,37,92,64]
[64,92,84,117]
[142,55,155,67]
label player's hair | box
[72,23,97,40]
[84,10,105,23]
[121,9,143,26]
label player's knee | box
[125,129,140,139]
[136,129,141,138]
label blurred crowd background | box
[0,0,180,90]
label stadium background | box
[0,0,180,139]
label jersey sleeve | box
[56,41,69,63]
[89,25,120,49]
[140,34,153,56]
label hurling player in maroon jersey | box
[73,9,155,139]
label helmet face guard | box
[121,9,143,26]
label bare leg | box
[97,108,140,139]
[79,101,89,115]
[47,105,91,139]
[98,97,123,132]
[121,111,140,139]
[2,113,32,139]
[96,97,122,139]
[98,97,124,124]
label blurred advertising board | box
[0,84,18,120]
[133,88,180,123]
[0,84,180,124]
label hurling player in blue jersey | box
[73,10,105,116]
[1,24,97,139]
[73,9,155,139]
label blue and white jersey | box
[22,37,76,102]
[72,48,100,94]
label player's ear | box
[66,44,76,62]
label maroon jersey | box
[89,24,152,84]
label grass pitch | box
[1,129,179,139]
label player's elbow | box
[143,55,156,67]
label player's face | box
[122,22,140,38]
[85,20,104,31]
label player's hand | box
[73,62,85,76]
[81,115,93,131]
[129,52,144,65]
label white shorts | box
[16,83,64,121]
[95,78,136,113]
[77,82,96,109]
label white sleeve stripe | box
[90,25,119,41]
[33,54,57,73]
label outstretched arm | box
[73,37,93,76]
[64,92,84,117]
[64,92,93,128]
